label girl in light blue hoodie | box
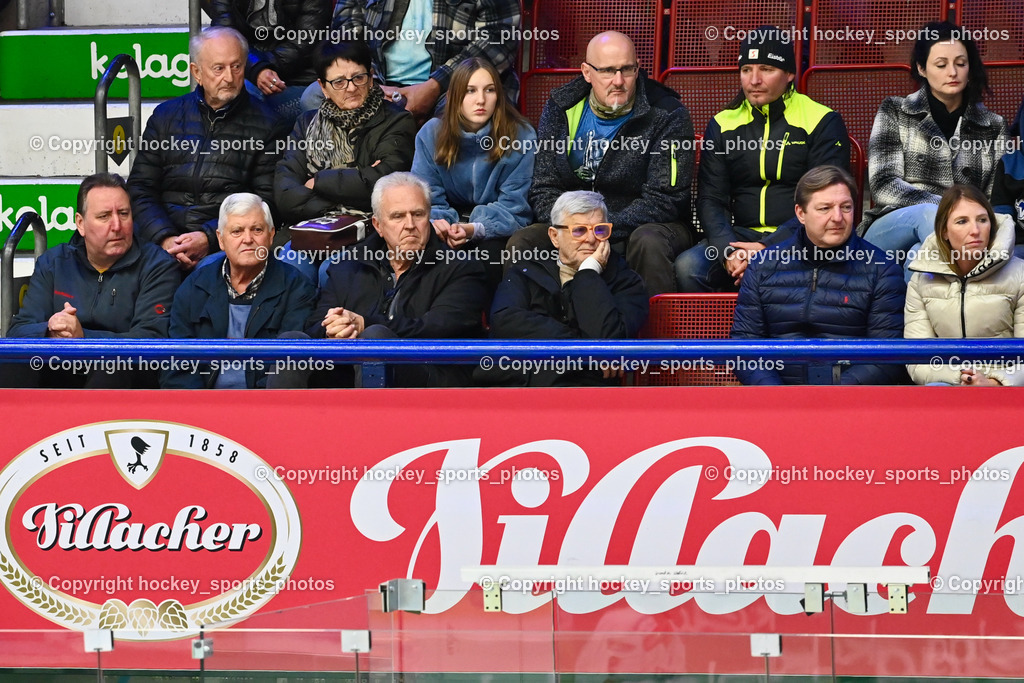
[412,57,536,286]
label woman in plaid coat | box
[860,22,1008,278]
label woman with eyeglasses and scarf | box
[274,40,416,282]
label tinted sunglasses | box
[552,223,613,241]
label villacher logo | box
[0,420,301,640]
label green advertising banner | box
[0,183,79,250]
[0,29,189,100]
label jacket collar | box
[194,255,291,334]
[518,251,626,292]
[909,212,1016,279]
[745,88,794,123]
[552,71,653,120]
[69,231,142,274]
[902,85,999,128]
[195,85,249,120]
[793,226,857,263]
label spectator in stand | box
[511,30,694,297]
[209,0,333,123]
[3,174,180,388]
[305,172,488,386]
[675,26,850,293]
[731,166,905,385]
[860,22,1008,278]
[161,193,317,389]
[305,0,521,121]
[411,56,535,291]
[485,190,648,387]
[905,184,1024,385]
[991,96,1024,260]
[274,39,416,281]
[129,26,288,270]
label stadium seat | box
[800,64,914,150]
[849,136,866,223]
[634,294,741,386]
[659,68,738,139]
[518,69,578,127]
[980,62,1024,127]
[529,0,662,73]
[667,0,802,79]
[955,0,1024,62]
[808,0,949,65]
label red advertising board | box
[2,387,1024,677]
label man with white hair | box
[129,26,289,270]
[307,171,488,386]
[161,192,317,388]
[487,190,649,386]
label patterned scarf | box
[588,89,635,120]
[305,85,384,177]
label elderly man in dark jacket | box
[161,193,317,389]
[128,26,288,270]
[5,173,180,388]
[306,172,488,386]
[509,31,694,297]
[731,166,906,385]
[487,190,649,387]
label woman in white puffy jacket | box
[905,184,1024,385]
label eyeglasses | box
[553,223,613,241]
[584,62,639,78]
[325,72,370,90]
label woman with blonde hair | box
[905,184,1024,385]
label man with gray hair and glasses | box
[306,171,488,386]
[161,192,317,389]
[485,190,649,386]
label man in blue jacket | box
[161,193,317,389]
[5,173,181,387]
[731,166,905,385]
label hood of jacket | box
[909,212,1016,279]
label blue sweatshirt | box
[412,118,536,240]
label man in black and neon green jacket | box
[510,31,695,297]
[675,26,849,292]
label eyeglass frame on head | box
[324,72,371,90]
[552,223,613,241]
[583,62,640,78]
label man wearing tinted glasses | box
[513,31,695,297]
[486,191,649,386]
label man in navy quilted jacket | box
[731,165,906,385]
[128,26,288,270]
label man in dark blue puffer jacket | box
[731,165,906,385]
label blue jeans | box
[245,80,305,126]
[674,239,735,292]
[674,218,801,292]
[862,203,938,281]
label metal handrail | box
[2,337,1024,363]
[94,54,142,174]
[189,0,202,89]
[1,212,47,338]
